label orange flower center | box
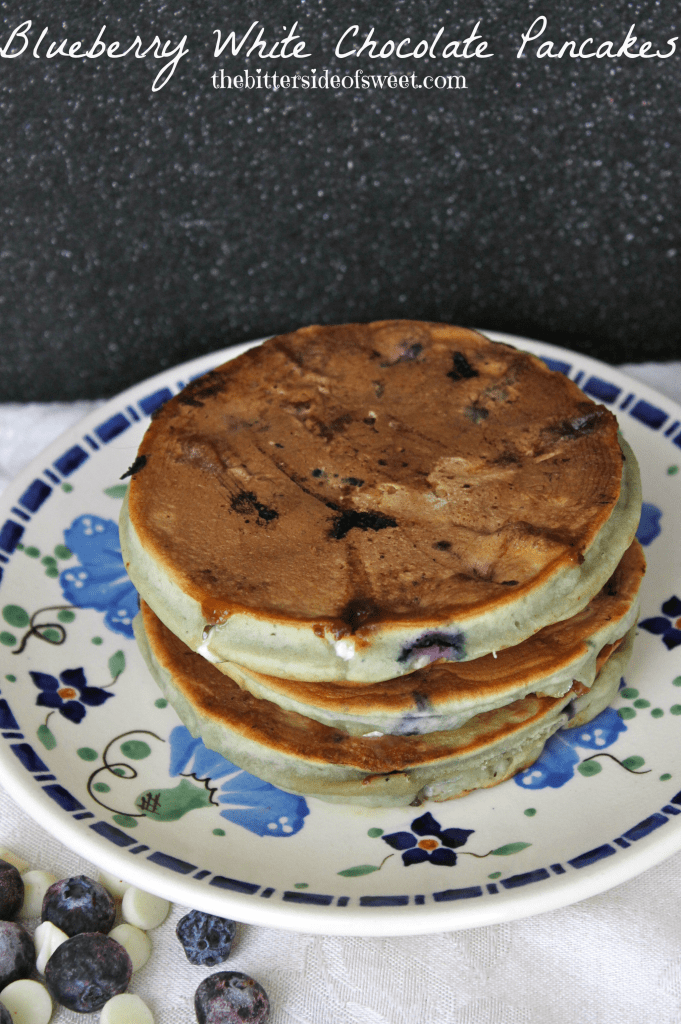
[58,687,78,700]
[675,617,681,629]
[417,838,439,851]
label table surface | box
[1,361,681,1024]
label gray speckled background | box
[1,0,679,400]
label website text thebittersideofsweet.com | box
[211,68,468,91]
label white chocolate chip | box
[97,870,131,899]
[18,871,57,919]
[109,923,152,972]
[196,637,222,664]
[100,994,153,1024]
[121,888,169,930]
[0,980,52,1024]
[33,921,68,975]
[333,639,355,661]
[410,655,431,671]
[0,848,29,875]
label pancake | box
[134,601,636,808]
[215,539,644,735]
[121,322,642,684]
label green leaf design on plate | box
[108,650,126,679]
[490,842,532,856]
[622,755,645,771]
[338,864,382,877]
[2,605,29,628]
[135,778,213,821]
[37,724,56,750]
[104,485,128,499]
[121,740,151,760]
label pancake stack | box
[120,322,644,807]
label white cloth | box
[1,363,681,1024]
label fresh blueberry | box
[41,875,116,936]
[0,859,24,921]
[44,932,132,1012]
[177,910,236,967]
[0,1002,11,1024]
[195,971,270,1024]
[0,920,36,988]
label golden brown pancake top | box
[127,322,624,629]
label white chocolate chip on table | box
[32,922,68,976]
[108,924,152,973]
[97,871,131,900]
[100,993,154,1024]
[121,888,170,931]
[0,980,52,1024]
[18,872,57,920]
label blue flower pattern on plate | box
[514,707,627,789]
[60,515,138,639]
[636,502,662,546]
[382,811,474,866]
[167,726,309,837]
[639,596,681,650]
[30,667,114,724]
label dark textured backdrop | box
[1,0,679,400]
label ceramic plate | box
[0,333,679,937]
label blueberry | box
[195,972,270,1024]
[41,875,116,936]
[0,1003,11,1024]
[0,859,24,921]
[44,932,132,1012]
[177,910,236,967]
[0,920,36,988]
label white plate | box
[0,333,679,937]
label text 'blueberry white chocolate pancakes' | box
[120,322,644,807]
